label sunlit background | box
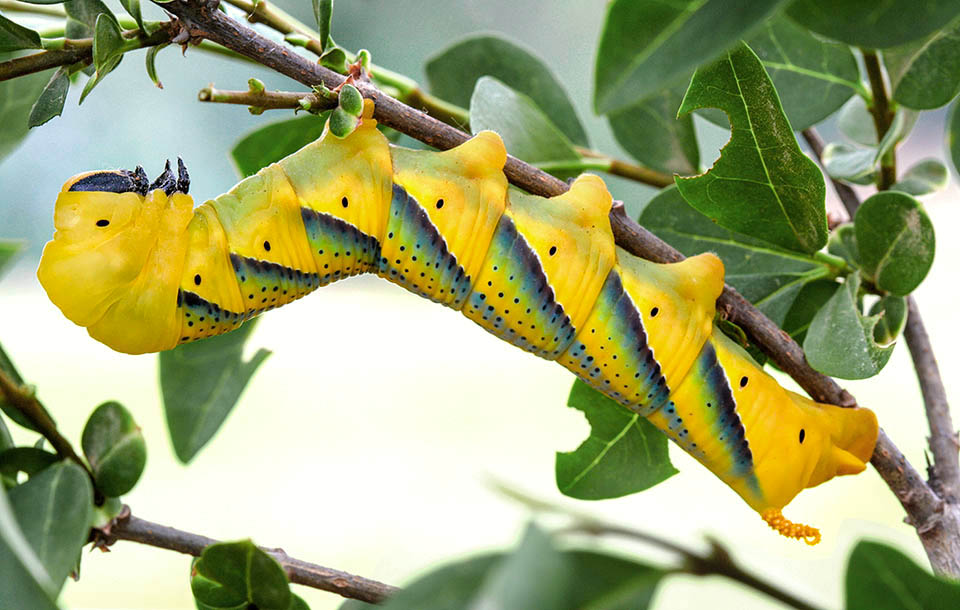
[1,1,958,608]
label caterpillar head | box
[38,161,195,354]
[751,390,878,513]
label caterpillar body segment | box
[38,100,878,540]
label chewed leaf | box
[869,296,908,345]
[804,273,894,379]
[675,43,827,254]
[555,379,675,500]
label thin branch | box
[105,513,398,604]
[861,50,897,190]
[0,368,94,482]
[198,86,336,112]
[0,0,65,17]
[495,484,823,610]
[0,25,176,82]
[154,0,958,574]
[801,128,861,217]
[904,297,960,502]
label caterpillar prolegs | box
[38,101,878,543]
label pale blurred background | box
[1,1,958,608]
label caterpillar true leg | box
[37,100,878,541]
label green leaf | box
[338,83,362,116]
[825,108,913,185]
[28,67,70,128]
[0,416,12,454]
[78,12,124,104]
[781,280,841,345]
[118,0,143,31]
[0,240,23,279]
[0,14,41,52]
[854,191,935,296]
[608,83,699,175]
[891,159,950,196]
[64,0,116,40]
[884,20,960,110]
[846,540,960,608]
[869,296,908,345]
[0,66,53,163]
[193,540,291,610]
[639,187,832,326]
[804,273,894,379]
[837,96,879,147]
[328,106,359,138]
[0,485,59,610]
[562,550,664,610]
[787,0,960,49]
[145,43,167,89]
[231,114,329,178]
[949,100,960,178]
[746,15,861,130]
[319,46,346,73]
[594,0,786,114]
[472,524,571,609]
[426,34,587,145]
[676,43,827,254]
[0,448,59,479]
[828,224,860,268]
[160,322,269,463]
[8,461,93,593]
[556,379,676,500]
[470,77,579,167]
[81,401,146,497]
[312,0,333,50]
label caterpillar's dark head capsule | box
[65,159,190,196]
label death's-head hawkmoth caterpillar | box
[38,101,878,544]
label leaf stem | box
[197,86,336,112]
[0,368,94,482]
[104,512,399,603]
[861,50,897,190]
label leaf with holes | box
[854,191,935,296]
[556,379,675,500]
[869,296,908,345]
[675,43,827,254]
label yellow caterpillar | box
[37,101,877,543]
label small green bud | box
[248,106,265,115]
[328,106,359,138]
[338,84,363,117]
[247,78,265,93]
[81,401,146,497]
[298,97,313,111]
[356,48,371,72]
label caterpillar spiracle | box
[37,100,878,544]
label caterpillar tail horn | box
[761,509,821,546]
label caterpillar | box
[37,100,877,543]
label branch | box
[198,85,336,112]
[156,0,957,574]
[0,25,176,82]
[861,50,897,190]
[495,484,823,610]
[0,368,94,482]
[801,128,861,218]
[904,297,960,502]
[105,512,398,604]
